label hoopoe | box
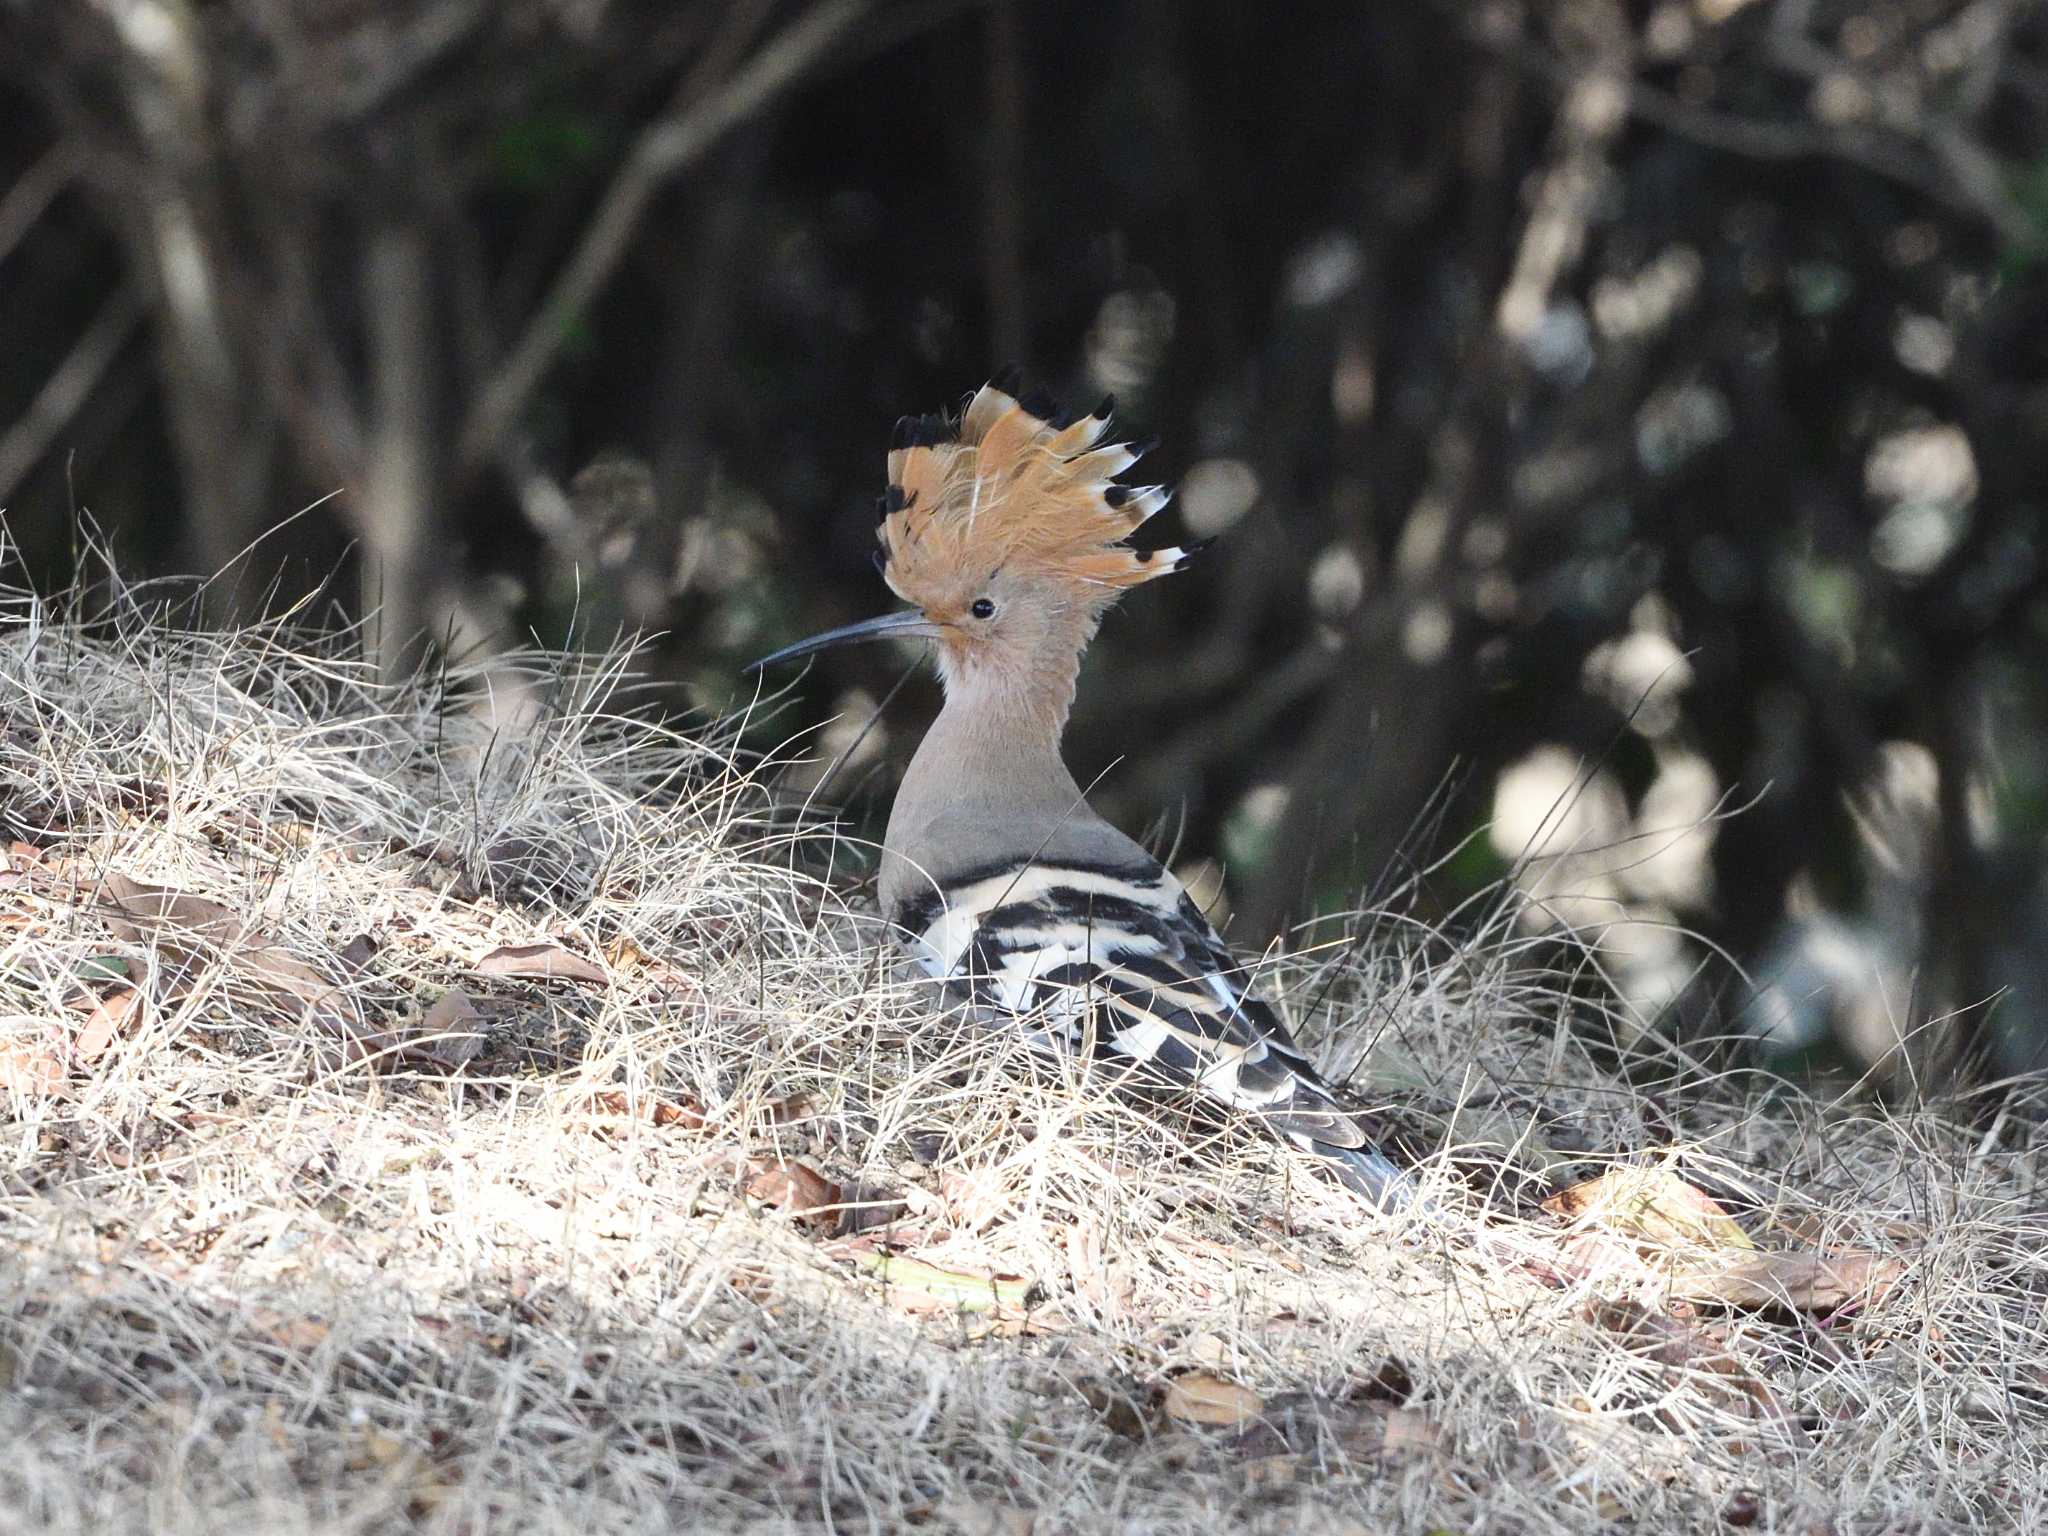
[753,375,1413,1209]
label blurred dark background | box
[3,0,2046,1090]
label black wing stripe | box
[980,891,1180,945]
[893,857,1397,1172]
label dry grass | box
[1,544,2044,1534]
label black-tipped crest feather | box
[873,373,1191,600]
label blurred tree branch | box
[1439,0,2041,247]
[454,0,867,474]
[0,144,77,269]
[0,287,140,505]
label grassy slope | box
[0,556,2043,1534]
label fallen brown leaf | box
[1544,1164,1754,1252]
[1773,1210,1927,1249]
[250,1309,333,1353]
[0,1040,66,1095]
[746,1159,840,1225]
[941,1168,1010,1234]
[1163,1371,1264,1428]
[603,934,650,968]
[412,988,486,1068]
[832,1180,910,1237]
[74,988,144,1065]
[1670,1249,1907,1313]
[764,1091,819,1125]
[474,941,607,985]
[1496,1224,1660,1289]
[581,1089,708,1129]
[91,872,365,1042]
[1588,1298,1800,1432]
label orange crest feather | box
[875,377,1200,604]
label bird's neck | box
[909,645,1085,812]
[881,641,1102,915]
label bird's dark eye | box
[970,597,996,620]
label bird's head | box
[751,374,1201,700]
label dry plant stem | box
[0,540,2042,1534]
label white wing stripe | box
[885,853,1413,1208]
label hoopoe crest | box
[878,377,1193,615]
[752,375,1412,1209]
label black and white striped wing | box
[891,858,1408,1202]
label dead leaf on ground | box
[410,988,486,1068]
[1589,1298,1800,1432]
[1479,1221,1658,1291]
[74,988,144,1065]
[1163,1371,1264,1428]
[1064,1218,1137,1311]
[91,872,366,1043]
[763,1091,819,1126]
[1773,1210,1927,1249]
[0,1040,66,1095]
[852,1252,1034,1313]
[602,934,650,969]
[746,1159,840,1225]
[602,936,700,992]
[474,941,607,986]
[580,1088,709,1130]
[250,1308,333,1353]
[1670,1249,1907,1314]
[941,1168,1010,1233]
[1543,1164,1755,1252]
[833,1180,910,1236]
[336,933,379,973]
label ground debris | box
[474,940,609,985]
[0,576,2038,1535]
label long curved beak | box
[746,608,945,672]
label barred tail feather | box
[1298,1136,1415,1211]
